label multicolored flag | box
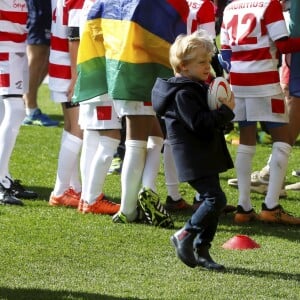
[73,0,188,103]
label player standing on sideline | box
[48,0,84,208]
[76,0,121,215]
[23,0,59,127]
[152,30,235,270]
[0,0,37,205]
[220,0,300,225]
[74,0,191,227]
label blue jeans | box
[186,174,227,248]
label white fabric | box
[233,95,288,123]
[142,136,164,192]
[53,131,82,196]
[163,139,181,200]
[80,129,101,200]
[264,142,291,209]
[113,100,155,117]
[79,95,121,130]
[84,136,119,204]
[235,144,256,211]
[0,98,25,184]
[120,140,147,220]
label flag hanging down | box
[73,0,188,103]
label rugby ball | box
[207,77,231,110]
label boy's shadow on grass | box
[0,287,140,300]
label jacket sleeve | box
[174,89,234,138]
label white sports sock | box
[0,98,25,185]
[80,130,100,200]
[260,154,272,175]
[0,97,4,125]
[120,139,147,220]
[58,130,81,192]
[53,131,82,196]
[163,139,181,200]
[85,135,119,204]
[264,142,291,209]
[26,107,38,117]
[142,136,164,192]
[70,158,82,193]
[235,144,256,211]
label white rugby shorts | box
[79,94,121,130]
[233,94,289,123]
[113,100,156,117]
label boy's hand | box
[218,92,235,110]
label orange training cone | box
[222,234,260,250]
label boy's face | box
[180,48,212,82]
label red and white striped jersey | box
[186,0,216,37]
[0,0,28,53]
[49,0,84,93]
[221,0,288,97]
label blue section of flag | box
[87,0,187,43]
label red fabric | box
[96,106,112,120]
[275,37,300,54]
[271,98,285,114]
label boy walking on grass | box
[152,30,235,271]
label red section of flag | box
[143,101,152,106]
[96,106,112,120]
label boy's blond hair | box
[169,30,215,73]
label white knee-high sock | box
[53,131,82,196]
[61,130,81,192]
[235,144,256,211]
[120,139,147,220]
[58,130,82,192]
[163,139,181,200]
[0,98,4,125]
[80,130,100,200]
[85,135,119,204]
[142,136,164,192]
[0,98,25,187]
[265,142,291,209]
[70,162,81,193]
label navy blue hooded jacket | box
[152,76,234,182]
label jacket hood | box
[152,77,197,115]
